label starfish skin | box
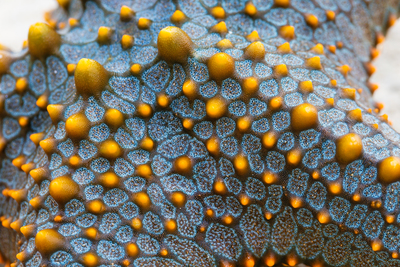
[1,0,400,266]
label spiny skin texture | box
[1,0,400,266]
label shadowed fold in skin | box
[1,0,400,266]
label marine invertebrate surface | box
[1,0,400,266]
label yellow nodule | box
[49,176,79,204]
[291,103,318,131]
[208,53,235,81]
[336,133,363,164]
[35,229,65,255]
[65,113,90,140]
[157,26,193,63]
[99,140,122,159]
[206,98,226,118]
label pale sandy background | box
[0,0,399,133]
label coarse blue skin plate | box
[1,0,400,266]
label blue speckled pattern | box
[1,0,400,266]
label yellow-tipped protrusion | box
[263,171,277,184]
[36,95,48,109]
[182,80,197,98]
[100,140,122,159]
[35,229,65,255]
[28,22,61,58]
[234,155,248,175]
[174,156,191,174]
[211,6,225,19]
[130,64,142,75]
[15,78,28,94]
[165,219,177,232]
[18,116,29,127]
[57,0,70,9]
[12,155,26,169]
[328,45,336,54]
[274,0,290,7]
[10,219,22,232]
[20,224,36,238]
[243,254,256,267]
[160,249,168,257]
[311,44,324,55]
[49,176,80,204]
[131,218,142,230]
[291,103,318,131]
[214,180,227,194]
[120,5,134,21]
[30,167,49,183]
[137,103,152,117]
[157,94,170,107]
[244,2,257,16]
[136,164,152,178]
[134,192,151,210]
[378,156,400,184]
[279,25,295,39]
[342,88,356,100]
[65,113,90,140]
[329,182,341,194]
[138,18,151,29]
[98,172,120,187]
[317,210,330,224]
[242,77,258,94]
[171,192,186,207]
[336,133,363,164]
[223,215,233,225]
[68,18,79,27]
[326,98,334,106]
[126,243,140,257]
[306,56,322,69]
[237,117,251,132]
[29,196,43,209]
[97,26,113,43]
[141,137,154,151]
[305,14,319,28]
[75,58,109,96]
[158,26,193,63]
[245,41,266,60]
[348,108,362,122]
[274,64,288,77]
[87,200,104,214]
[206,208,214,217]
[206,137,219,154]
[121,34,134,49]
[0,136,5,153]
[338,64,351,76]
[208,52,235,81]
[47,104,64,123]
[246,30,261,42]
[9,189,27,203]
[171,10,186,24]
[326,10,335,20]
[21,163,35,174]
[299,81,313,93]
[206,97,226,118]
[269,96,282,110]
[263,132,277,148]
[287,149,301,166]
[216,39,234,50]
[183,118,194,129]
[372,239,382,252]
[0,51,12,75]
[67,63,76,75]
[1,217,12,228]
[104,108,124,128]
[277,42,292,54]
[39,138,58,154]
[211,21,228,34]
[85,227,97,239]
[82,252,98,267]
